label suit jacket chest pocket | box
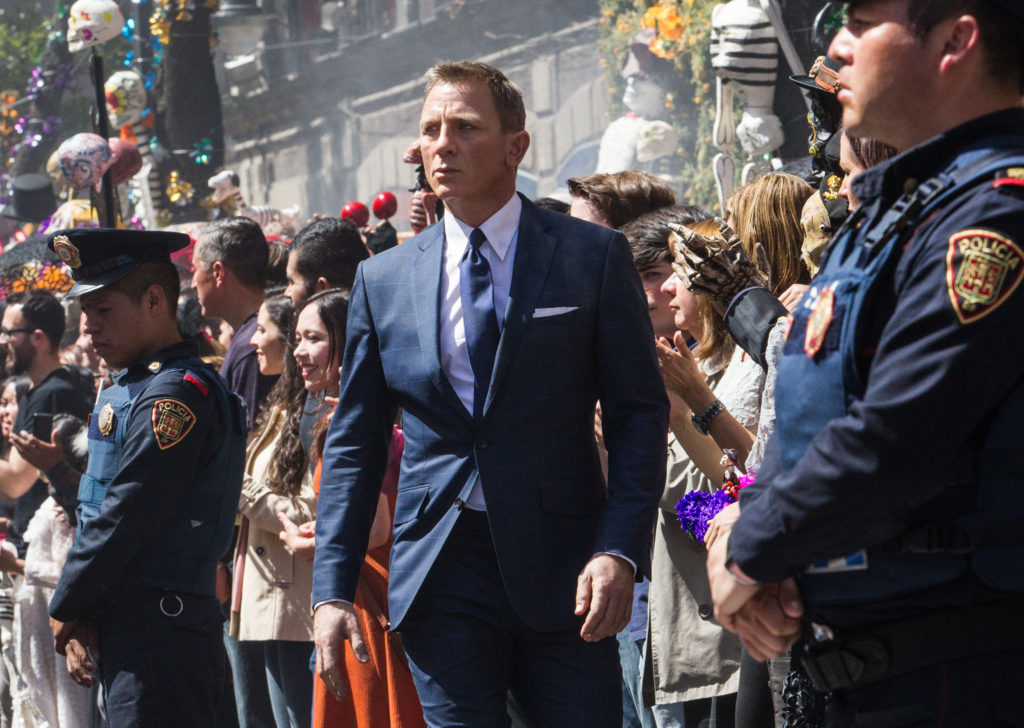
[524,306,587,357]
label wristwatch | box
[692,399,725,435]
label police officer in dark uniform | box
[45,228,247,727]
[706,1,1024,725]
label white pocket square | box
[533,306,579,318]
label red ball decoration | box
[340,200,369,228]
[372,190,398,220]
[106,136,143,185]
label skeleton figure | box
[595,29,678,176]
[105,70,162,227]
[204,170,300,234]
[710,0,785,204]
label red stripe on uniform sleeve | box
[183,373,209,396]
[993,177,1024,188]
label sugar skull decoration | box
[105,70,148,129]
[57,133,112,189]
[66,0,125,52]
[107,137,143,185]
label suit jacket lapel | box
[413,225,474,424]
[483,198,557,416]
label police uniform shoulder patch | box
[151,398,196,449]
[946,229,1024,324]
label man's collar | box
[124,339,200,377]
[852,108,1024,204]
[443,194,522,261]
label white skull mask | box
[67,0,125,52]
[105,70,147,128]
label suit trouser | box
[399,509,622,728]
[98,588,225,728]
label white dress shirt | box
[439,194,521,510]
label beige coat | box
[233,405,317,642]
[645,347,764,705]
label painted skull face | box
[57,133,112,189]
[105,70,147,128]
[67,0,125,52]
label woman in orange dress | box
[277,290,426,728]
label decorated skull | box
[67,0,125,52]
[57,133,112,189]
[105,70,147,128]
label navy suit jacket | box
[313,196,669,632]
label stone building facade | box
[221,0,611,229]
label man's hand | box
[707,534,804,660]
[575,554,634,642]
[706,533,760,629]
[63,622,100,687]
[10,429,63,472]
[731,580,803,661]
[51,617,77,655]
[313,601,367,702]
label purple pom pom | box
[676,488,737,543]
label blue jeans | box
[264,641,314,728]
[618,631,656,728]
[652,694,737,728]
[224,630,276,728]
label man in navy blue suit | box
[313,61,669,727]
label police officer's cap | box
[47,227,190,298]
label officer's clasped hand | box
[667,218,768,311]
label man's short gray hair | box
[195,217,269,291]
[423,61,526,133]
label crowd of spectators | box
[0,57,898,728]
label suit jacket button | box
[698,603,713,620]
[475,438,489,449]
[454,498,465,511]
[255,546,266,556]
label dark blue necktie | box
[460,228,500,421]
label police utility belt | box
[799,600,1024,693]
